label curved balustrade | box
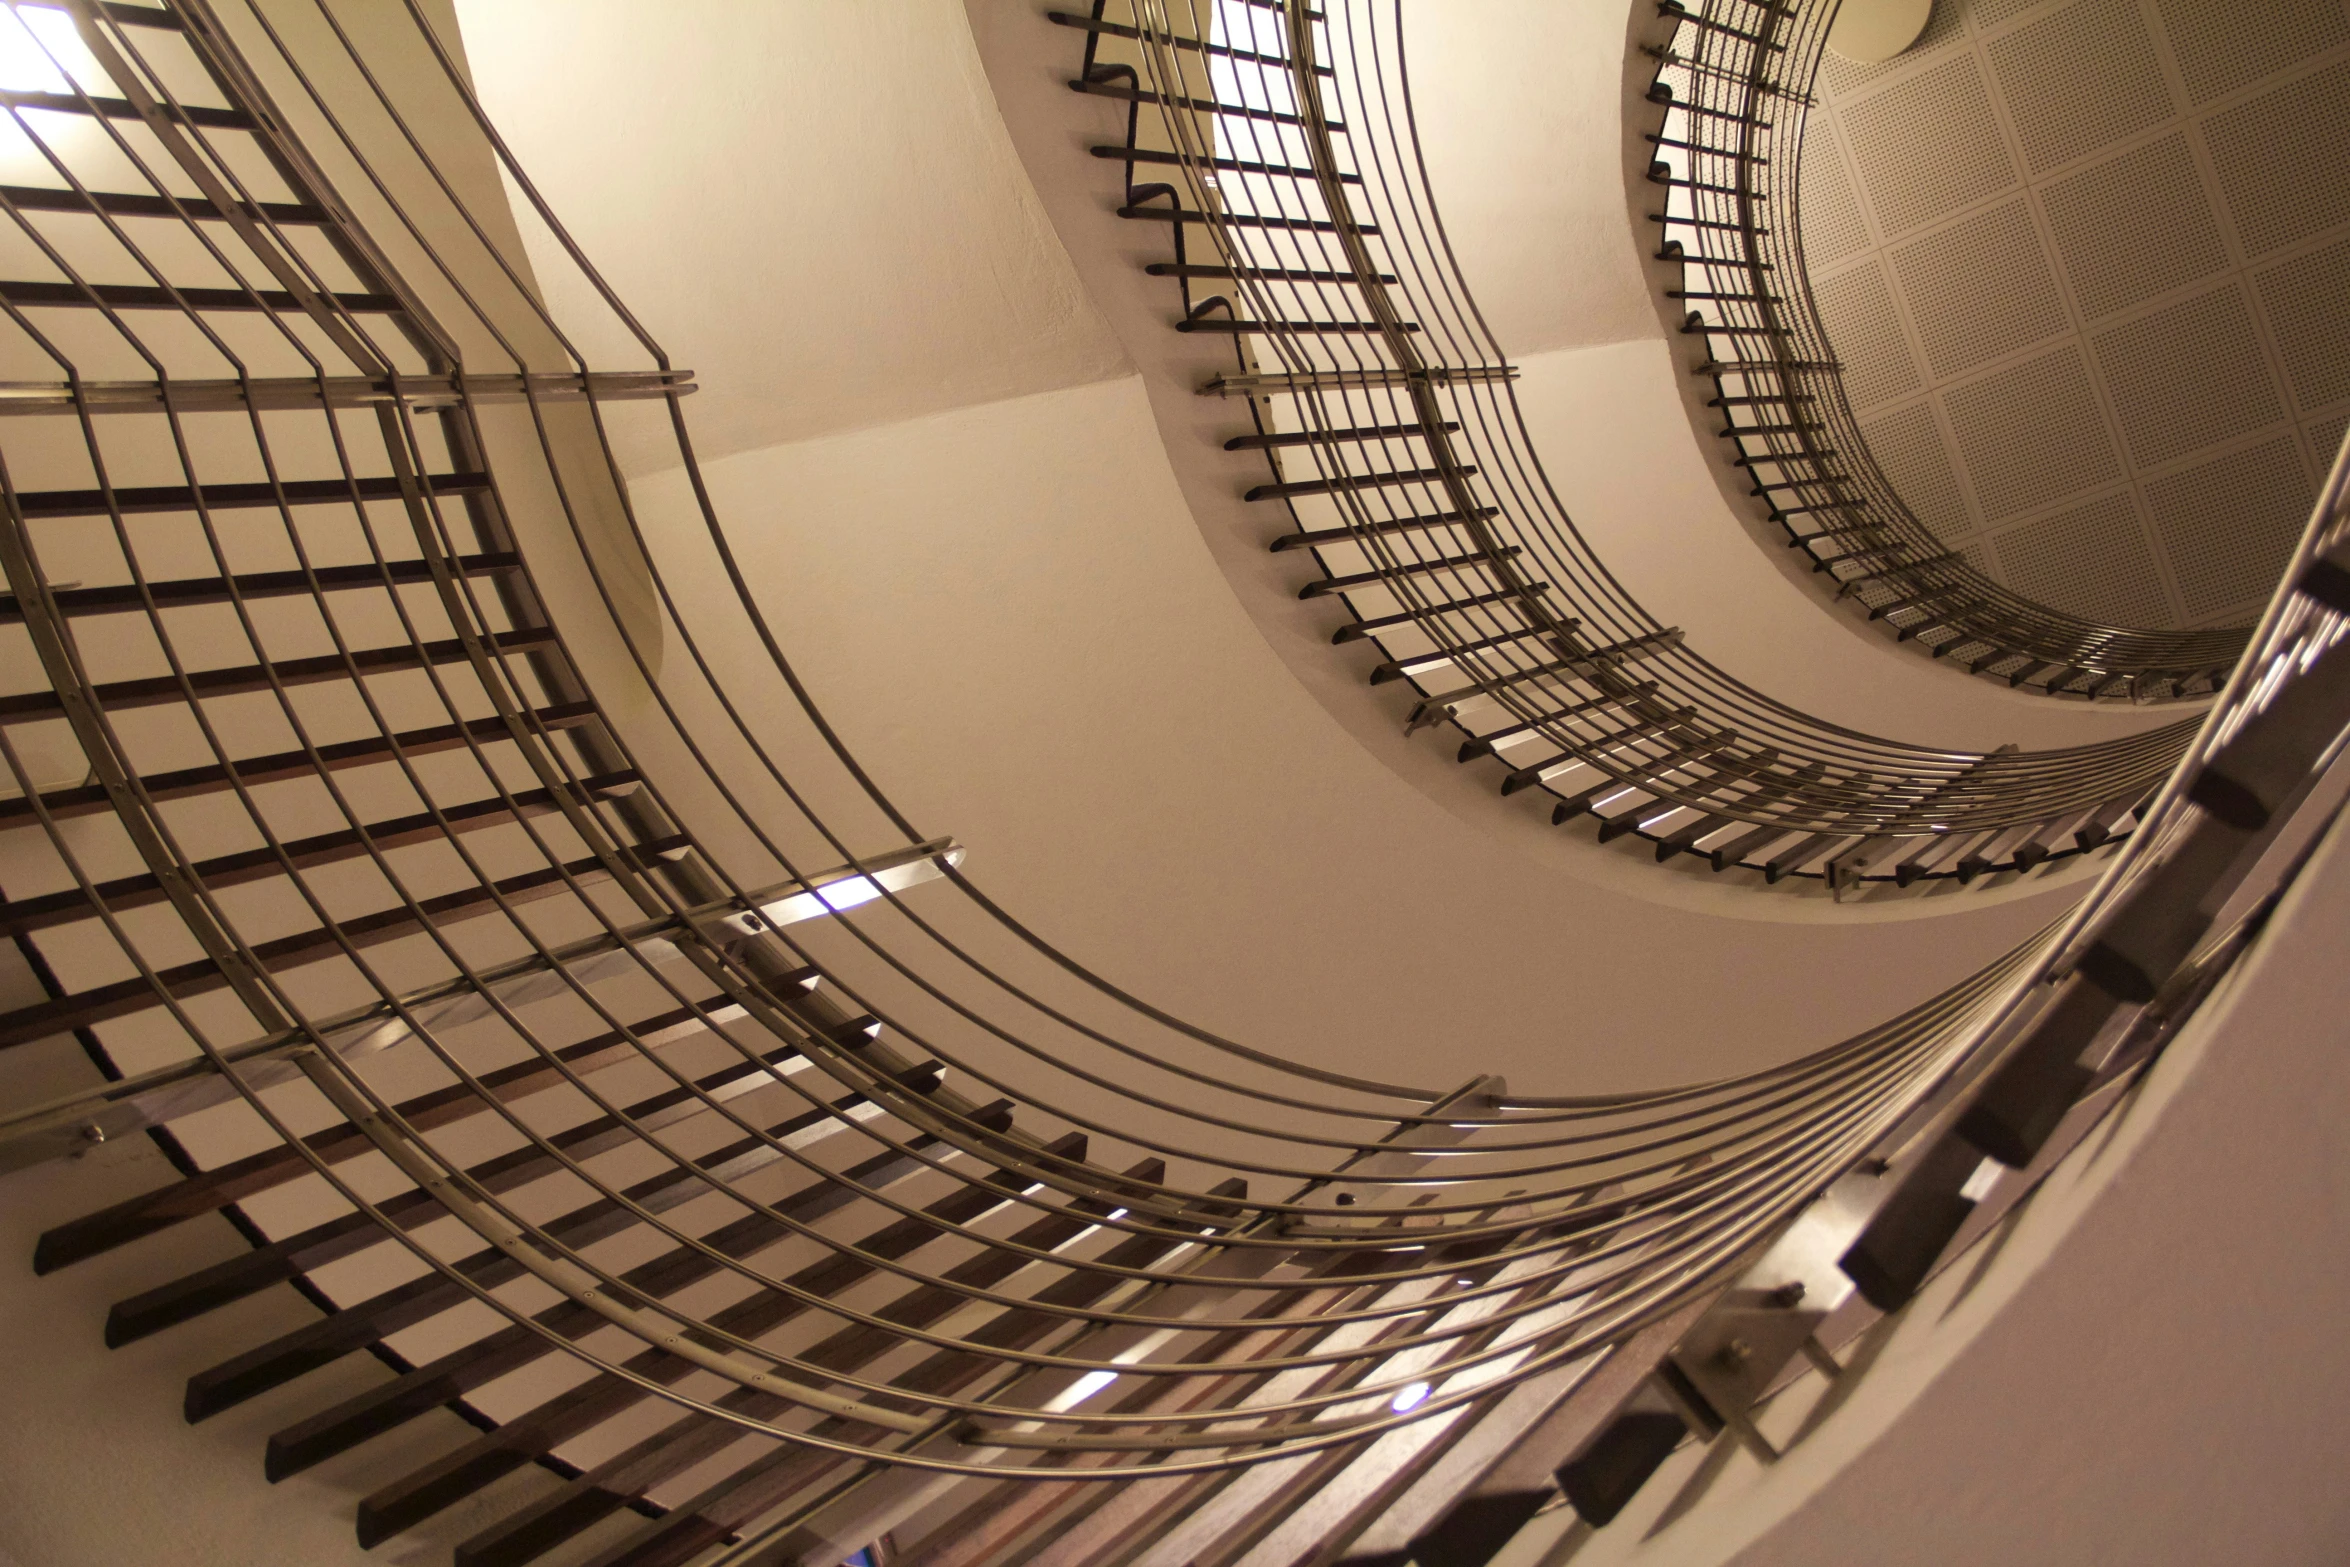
[1645,0,2250,697]
[1,3,2345,1566]
[1051,0,2200,889]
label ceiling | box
[1799,0,2350,631]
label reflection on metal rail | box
[1053,0,2199,889]
[1,2,2344,1565]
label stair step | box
[0,279,402,313]
[1249,465,1470,502]
[1091,145,1360,185]
[1119,204,1377,236]
[1228,420,1456,451]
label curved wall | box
[1493,799,2350,1567]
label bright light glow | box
[0,8,80,94]
[1390,1381,1432,1414]
[723,843,965,936]
[1067,1370,1119,1403]
[1959,1157,2001,1203]
[1106,1208,1129,1221]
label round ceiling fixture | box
[1827,0,1935,63]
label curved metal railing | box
[1645,0,2249,697]
[2,2,2344,1564]
[1055,0,2202,889]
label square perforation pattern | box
[2203,59,2350,258]
[2093,285,2285,467]
[1892,199,2068,375]
[1989,0,2176,173]
[2317,411,2350,470]
[1813,261,1922,408]
[2040,133,2231,320]
[1797,124,1872,267]
[1860,402,1974,539]
[2145,435,2318,621]
[2158,0,2350,105]
[2254,237,2350,413]
[1802,0,2350,630]
[1975,0,2058,25]
[1991,491,2173,626]
[1842,57,2015,236]
[1945,346,2121,519]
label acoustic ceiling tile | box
[2093,284,2285,466]
[2156,0,2350,105]
[2145,435,2317,620]
[1797,122,1873,267]
[1991,491,2176,627]
[1976,0,2055,24]
[2040,133,2231,320]
[2315,409,2350,470]
[1989,0,2175,173]
[1815,261,1923,409]
[1843,57,2015,236]
[2203,59,2350,256]
[1944,345,2122,518]
[1891,199,2069,375]
[2254,237,2350,413]
[1861,402,1975,539]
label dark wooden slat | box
[0,549,514,624]
[35,983,757,1275]
[0,86,252,129]
[278,1121,1073,1484]
[0,623,557,721]
[5,469,491,522]
[1247,466,1468,503]
[1387,1298,1712,1567]
[353,1108,1024,1545]
[180,1064,928,1421]
[0,839,668,1050]
[459,1167,1209,1567]
[0,765,627,939]
[0,700,602,826]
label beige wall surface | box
[450,0,1133,474]
[625,373,2087,1098]
[1498,808,2350,1567]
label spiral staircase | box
[1,3,2346,1565]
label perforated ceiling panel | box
[2095,284,2286,465]
[2146,435,2320,617]
[1892,198,2067,374]
[1798,122,1873,266]
[1842,58,2016,233]
[1803,0,2350,630]
[2256,237,2350,409]
[1945,345,2122,518]
[1861,402,1975,538]
[1989,0,2175,172]
[1814,261,1923,406]
[2201,58,2350,257]
[2159,0,2350,103]
[1992,491,2175,625]
[2039,133,2229,318]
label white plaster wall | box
[1400,0,1661,356]
[1494,807,2350,1567]
[625,373,2087,1098]
[449,0,1132,474]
